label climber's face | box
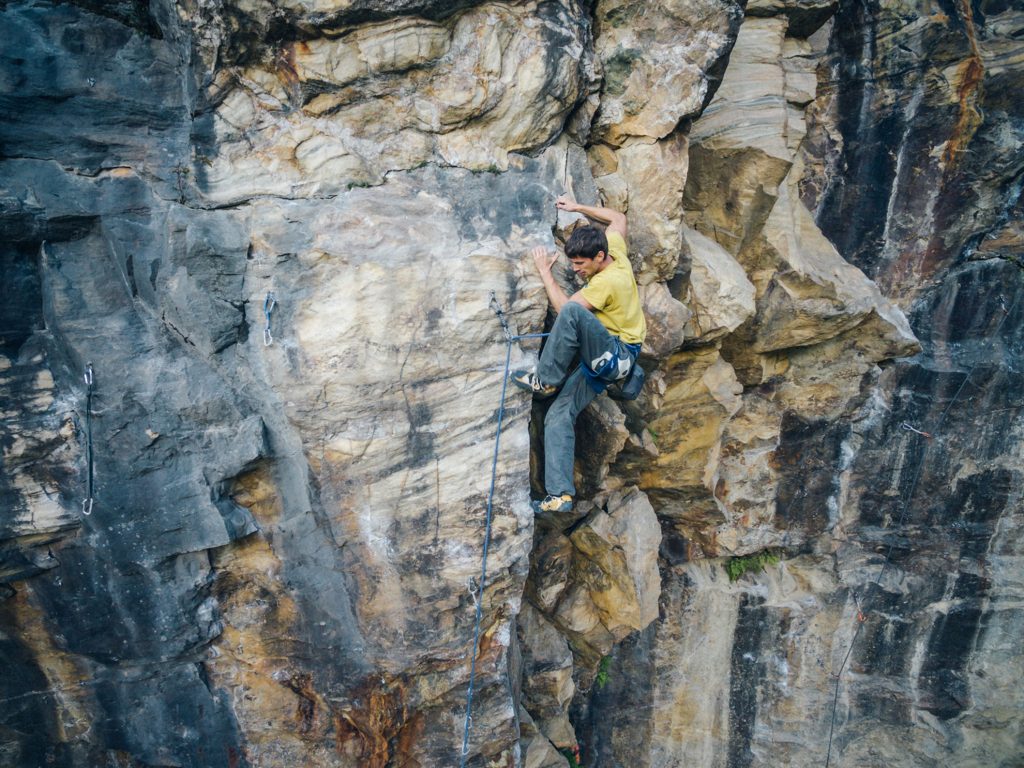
[569,251,606,281]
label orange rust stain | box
[284,673,320,734]
[914,0,987,285]
[229,463,283,526]
[943,56,985,168]
[477,617,503,659]
[332,677,409,768]
[5,586,92,742]
[392,712,425,768]
[942,0,985,168]
[276,43,300,89]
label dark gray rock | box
[810,0,1024,298]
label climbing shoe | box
[510,369,557,398]
[531,494,573,514]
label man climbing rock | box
[511,196,646,514]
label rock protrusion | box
[527,487,662,664]
[520,486,662,755]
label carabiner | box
[263,292,277,346]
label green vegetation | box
[560,747,581,768]
[595,655,612,689]
[1001,254,1024,272]
[469,164,503,175]
[726,550,780,582]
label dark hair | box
[565,225,608,260]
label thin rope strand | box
[824,282,1021,766]
[460,339,514,766]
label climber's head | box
[565,225,608,261]
[565,225,610,280]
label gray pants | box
[538,302,632,497]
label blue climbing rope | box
[82,363,95,516]
[459,295,547,766]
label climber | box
[510,196,646,514]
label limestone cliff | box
[1,1,1021,767]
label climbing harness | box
[263,291,276,346]
[82,363,95,516]
[583,341,639,388]
[459,294,548,766]
[824,287,1021,767]
[581,340,643,400]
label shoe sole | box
[510,377,556,398]
[531,501,573,514]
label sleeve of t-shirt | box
[606,230,628,262]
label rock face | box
[1,1,1022,768]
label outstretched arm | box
[530,246,594,314]
[556,195,628,239]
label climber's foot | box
[531,494,573,514]
[510,369,557,398]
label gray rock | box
[2,0,1022,766]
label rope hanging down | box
[459,293,548,766]
[824,286,1021,767]
[82,363,95,516]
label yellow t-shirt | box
[580,231,646,345]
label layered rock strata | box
[1,0,1022,767]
